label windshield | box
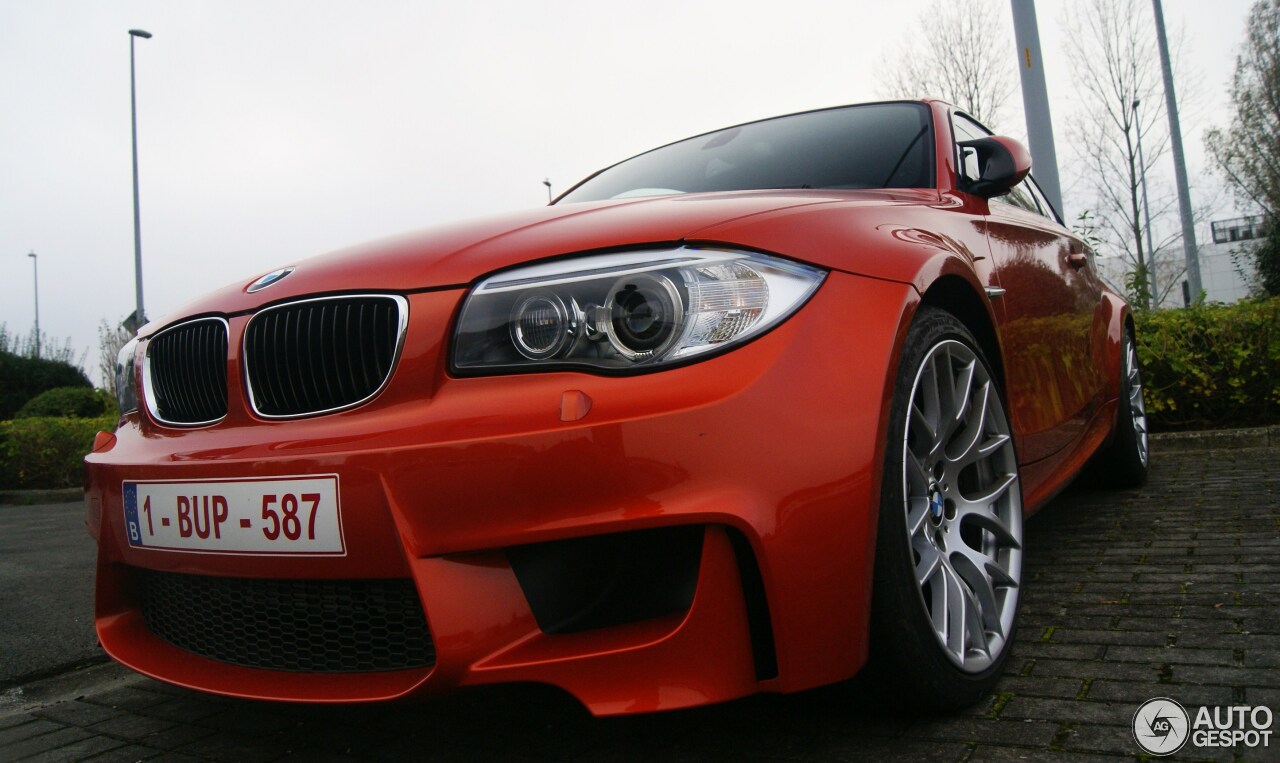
[558,102,934,204]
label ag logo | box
[1134,697,1190,755]
[247,267,295,293]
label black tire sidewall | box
[1097,328,1150,487]
[866,306,1018,709]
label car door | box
[952,113,1104,462]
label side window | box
[1025,176,1062,224]
[1001,181,1041,215]
[951,114,989,185]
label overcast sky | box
[0,0,1254,382]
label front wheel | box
[866,307,1024,710]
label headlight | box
[453,247,825,373]
[115,336,140,415]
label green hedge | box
[16,387,114,419]
[0,416,116,490]
[1135,297,1280,432]
[0,351,92,420]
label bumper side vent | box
[507,525,704,634]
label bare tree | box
[878,0,1017,130]
[98,319,134,396]
[1063,0,1205,309]
[0,322,83,365]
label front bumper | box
[85,273,914,715]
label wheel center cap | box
[928,484,945,523]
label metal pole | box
[129,29,152,327]
[1150,0,1202,299]
[1010,0,1065,220]
[1133,100,1158,306]
[27,251,39,359]
[543,178,553,203]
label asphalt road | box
[0,500,102,686]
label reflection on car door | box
[984,181,1104,462]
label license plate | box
[123,475,345,556]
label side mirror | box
[958,136,1032,198]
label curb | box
[1150,424,1280,452]
[0,488,83,507]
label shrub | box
[0,351,91,419]
[0,416,116,490]
[1135,297,1280,431]
[16,387,113,419]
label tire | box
[865,306,1024,710]
[1092,328,1150,488]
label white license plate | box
[123,475,345,556]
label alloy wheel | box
[1125,337,1149,468]
[902,339,1022,673]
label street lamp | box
[1132,100,1158,307]
[129,28,152,328]
[27,251,39,359]
[543,178,553,203]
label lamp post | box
[1132,99,1158,307]
[1151,0,1202,301]
[129,28,152,328]
[543,178,553,203]
[27,251,39,359]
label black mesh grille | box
[139,570,435,673]
[145,319,229,425]
[244,296,403,417]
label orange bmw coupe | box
[86,100,1149,714]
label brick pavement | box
[1,444,1277,762]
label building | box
[1198,215,1266,304]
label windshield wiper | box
[880,125,929,187]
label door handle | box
[1067,252,1089,270]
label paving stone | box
[174,734,292,763]
[1048,629,1170,647]
[1057,722,1144,755]
[135,695,230,725]
[1173,664,1280,687]
[969,746,1131,762]
[1105,645,1236,666]
[33,699,124,728]
[798,737,973,762]
[905,717,1060,747]
[990,675,1085,700]
[0,725,94,760]
[1085,680,1234,706]
[81,744,165,761]
[998,696,1131,726]
[83,686,171,713]
[86,712,177,742]
[0,714,37,731]
[1027,659,1163,683]
[16,733,126,762]
[0,718,65,747]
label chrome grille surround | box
[243,294,409,419]
[142,317,230,427]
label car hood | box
[147,188,937,334]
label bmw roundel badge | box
[247,267,295,293]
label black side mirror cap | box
[959,136,1032,198]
